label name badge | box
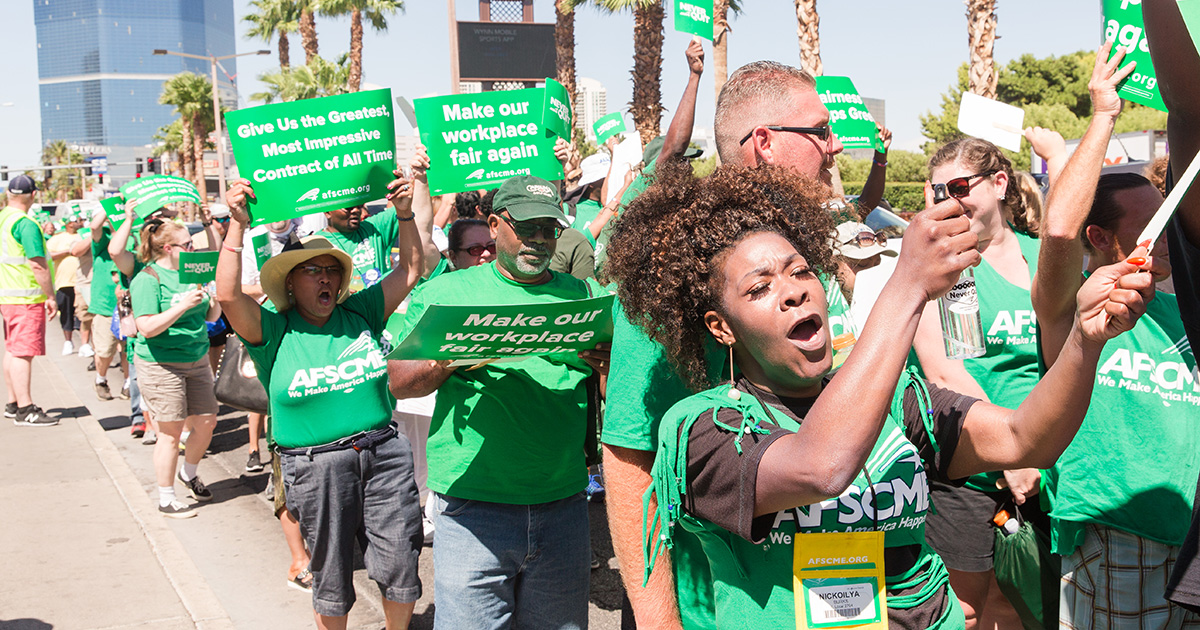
[793,531,887,629]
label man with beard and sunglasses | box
[388,175,609,630]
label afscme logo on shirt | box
[287,330,387,396]
[1096,342,1200,407]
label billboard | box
[458,22,556,82]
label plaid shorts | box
[1061,524,1200,629]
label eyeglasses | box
[935,170,998,199]
[498,214,563,240]
[297,264,343,277]
[459,242,497,257]
[168,241,194,252]
[845,230,886,248]
[739,125,833,149]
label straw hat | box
[259,235,354,310]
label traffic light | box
[0,166,7,181]
[84,164,93,176]
[147,157,159,174]
[135,157,144,177]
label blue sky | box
[0,0,1102,170]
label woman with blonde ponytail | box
[129,217,223,519]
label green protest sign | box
[815,76,884,153]
[414,88,563,195]
[1102,0,1166,111]
[593,112,627,146]
[385,294,615,361]
[1180,0,1200,57]
[251,231,272,270]
[119,175,202,217]
[543,78,573,140]
[178,250,219,284]
[225,89,397,227]
[100,196,141,230]
[674,0,714,40]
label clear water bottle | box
[937,268,986,359]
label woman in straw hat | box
[216,175,425,630]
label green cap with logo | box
[492,175,569,227]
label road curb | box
[75,391,235,630]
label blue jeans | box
[432,492,589,630]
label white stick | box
[1137,149,1200,246]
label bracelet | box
[397,213,416,222]
[873,160,888,167]
[201,221,212,227]
[223,245,243,253]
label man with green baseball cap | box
[387,173,609,628]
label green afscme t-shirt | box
[402,262,595,504]
[89,229,117,316]
[130,263,210,364]
[572,198,603,247]
[10,215,46,259]
[324,210,400,291]
[243,282,393,449]
[1045,289,1200,553]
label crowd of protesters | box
[3,7,1200,630]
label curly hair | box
[1145,155,1170,197]
[605,163,837,390]
[928,138,1036,236]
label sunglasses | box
[297,264,343,277]
[846,230,886,248]
[167,241,194,252]
[498,214,563,240]
[459,242,497,257]
[739,125,833,149]
[934,170,998,199]
[213,217,230,224]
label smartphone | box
[932,183,949,204]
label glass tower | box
[34,0,236,170]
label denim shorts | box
[431,491,589,630]
[281,429,423,617]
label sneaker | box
[245,451,264,473]
[159,500,196,519]
[94,379,113,401]
[78,343,94,358]
[177,471,213,502]
[62,340,74,356]
[118,380,130,400]
[131,422,146,439]
[4,402,17,419]
[585,474,605,503]
[142,430,157,445]
[14,405,57,427]
[86,358,96,371]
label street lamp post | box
[153,48,270,204]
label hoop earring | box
[726,343,741,401]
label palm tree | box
[966,0,998,98]
[160,72,217,205]
[712,0,740,153]
[317,0,404,92]
[251,54,352,103]
[245,0,301,69]
[299,0,320,64]
[591,0,664,145]
[794,0,822,76]
[40,140,72,191]
[152,120,187,177]
[555,0,578,132]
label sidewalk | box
[1,324,625,629]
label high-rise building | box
[34,0,237,182]
[576,77,607,141]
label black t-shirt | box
[1163,167,1200,610]
[682,377,977,543]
